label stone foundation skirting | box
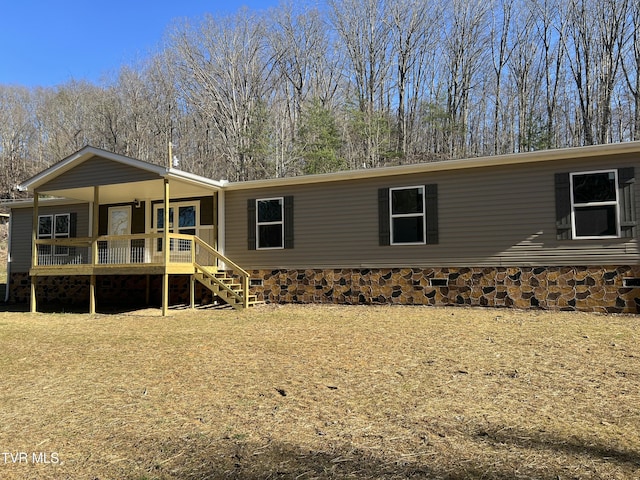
[245,266,640,314]
[8,266,640,313]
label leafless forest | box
[1,0,639,198]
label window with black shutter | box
[555,168,636,239]
[379,184,438,245]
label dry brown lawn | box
[0,304,639,479]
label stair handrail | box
[193,265,244,305]
[193,236,250,309]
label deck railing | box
[33,233,197,267]
[32,233,252,309]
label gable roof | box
[17,146,224,203]
[19,146,167,192]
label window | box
[153,201,199,252]
[379,185,438,246]
[37,215,52,256]
[570,170,619,238]
[555,168,636,240]
[247,196,294,250]
[257,198,284,249]
[38,213,71,255]
[390,186,426,244]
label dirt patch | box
[0,304,638,479]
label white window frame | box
[37,214,53,241]
[570,169,620,240]
[153,201,200,252]
[38,213,70,256]
[256,197,284,250]
[390,186,426,245]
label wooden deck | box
[30,233,198,274]
[29,234,255,312]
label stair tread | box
[193,263,262,309]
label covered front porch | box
[20,146,253,314]
[30,232,252,313]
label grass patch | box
[0,304,639,479]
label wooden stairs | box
[191,236,262,310]
[193,266,261,310]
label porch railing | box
[34,233,198,267]
[32,233,252,309]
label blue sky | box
[0,0,278,88]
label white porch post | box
[90,186,100,314]
[162,179,170,316]
[30,192,39,313]
[217,189,226,270]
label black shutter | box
[618,167,636,238]
[247,199,256,250]
[284,196,294,249]
[378,188,390,246]
[425,184,438,244]
[555,172,571,240]
[69,212,78,257]
[69,212,78,237]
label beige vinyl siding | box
[39,156,160,191]
[224,155,639,268]
[9,203,90,272]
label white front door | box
[108,206,131,263]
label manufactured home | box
[5,142,640,314]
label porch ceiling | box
[38,178,217,204]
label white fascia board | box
[166,168,225,190]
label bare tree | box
[170,10,275,181]
[441,0,490,157]
[508,0,546,151]
[267,3,343,176]
[528,0,568,149]
[489,0,515,154]
[0,86,36,198]
[35,81,104,160]
[621,0,640,140]
[388,0,442,159]
[329,0,393,166]
[564,0,628,145]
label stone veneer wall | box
[9,266,640,313]
[245,266,640,314]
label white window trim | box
[37,214,53,240]
[389,186,426,245]
[38,213,71,256]
[152,201,200,234]
[152,201,200,253]
[256,197,285,250]
[54,213,70,237]
[570,169,620,240]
